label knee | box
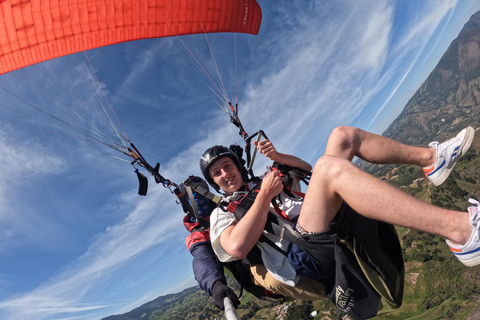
[312,155,347,178]
[329,126,361,148]
[326,127,363,160]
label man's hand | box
[259,170,284,200]
[254,139,278,160]
[212,281,240,310]
[254,138,313,172]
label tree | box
[285,301,313,320]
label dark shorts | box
[288,201,402,285]
[288,201,355,283]
[287,202,405,320]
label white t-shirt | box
[210,176,304,286]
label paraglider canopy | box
[0,0,262,74]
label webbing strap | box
[224,179,304,256]
[244,130,270,178]
[264,217,303,244]
[183,179,225,205]
[186,186,200,222]
[247,132,263,173]
[230,190,258,222]
[272,204,293,223]
[174,184,209,229]
[272,162,312,186]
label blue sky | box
[0,1,479,319]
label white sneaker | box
[446,199,480,267]
[423,126,475,186]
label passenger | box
[200,126,477,319]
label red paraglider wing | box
[0,0,262,74]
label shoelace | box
[428,141,439,150]
[468,198,480,241]
[429,135,459,153]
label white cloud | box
[224,0,398,161]
[393,0,458,54]
[0,186,181,320]
[0,129,67,249]
[367,0,459,127]
[0,133,65,179]
[354,5,393,70]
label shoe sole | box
[432,126,475,186]
[458,253,480,267]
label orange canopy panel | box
[0,0,262,74]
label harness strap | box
[183,179,225,205]
[272,162,312,186]
[229,190,259,222]
[265,217,304,244]
[223,177,306,256]
[184,215,211,251]
[184,215,211,232]
[186,186,200,221]
[174,184,210,230]
[272,203,293,223]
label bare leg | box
[297,155,472,245]
[325,126,436,166]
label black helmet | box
[200,145,244,192]
[178,176,213,220]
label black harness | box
[226,165,312,256]
[180,164,312,258]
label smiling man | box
[199,126,479,319]
[201,143,311,283]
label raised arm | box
[254,139,312,172]
[219,170,284,259]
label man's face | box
[209,157,243,195]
